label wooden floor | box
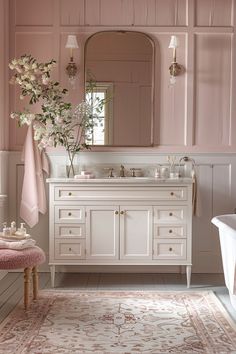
[0,272,236,323]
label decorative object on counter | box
[65,35,79,88]
[168,35,182,85]
[154,165,161,178]
[160,166,169,179]
[74,171,95,179]
[66,164,80,178]
[167,155,179,178]
[179,156,195,178]
[9,54,104,179]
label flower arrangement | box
[9,54,102,177]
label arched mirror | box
[84,31,154,146]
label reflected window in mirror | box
[85,31,154,147]
[86,82,113,145]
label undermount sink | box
[91,177,164,183]
[102,176,155,180]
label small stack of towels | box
[0,233,36,250]
[74,170,95,179]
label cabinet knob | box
[68,212,72,216]
[170,192,174,196]
[169,229,173,233]
[69,247,72,251]
[169,247,173,252]
[120,210,125,215]
[68,192,72,196]
[115,211,119,215]
[169,212,173,216]
[69,230,72,234]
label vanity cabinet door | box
[120,206,152,260]
[86,206,119,260]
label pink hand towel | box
[20,125,50,228]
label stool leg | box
[32,266,38,300]
[24,267,32,310]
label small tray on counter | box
[0,233,31,241]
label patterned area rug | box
[0,291,236,353]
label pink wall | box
[7,0,236,152]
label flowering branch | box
[9,54,98,176]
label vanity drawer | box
[55,206,85,223]
[54,187,82,200]
[55,240,85,260]
[54,186,187,201]
[55,224,85,238]
[154,225,186,238]
[154,206,187,223]
[153,239,186,260]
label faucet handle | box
[104,167,114,178]
[130,168,142,177]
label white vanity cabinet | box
[47,178,193,287]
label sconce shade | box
[168,35,179,49]
[65,35,79,49]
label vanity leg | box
[186,265,191,288]
[50,265,55,288]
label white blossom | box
[9,54,101,172]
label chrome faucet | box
[119,165,125,177]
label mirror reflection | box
[85,31,154,146]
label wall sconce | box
[168,35,181,85]
[65,35,79,87]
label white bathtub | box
[212,214,236,311]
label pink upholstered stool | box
[0,246,46,310]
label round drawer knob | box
[68,192,72,196]
[169,212,173,216]
[170,192,174,196]
[169,247,173,252]
[69,230,72,234]
[169,229,173,233]
[69,247,72,251]
[115,211,119,215]
[68,212,72,216]
[120,211,124,215]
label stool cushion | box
[0,246,46,270]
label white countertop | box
[46,177,193,184]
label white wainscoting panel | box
[8,151,236,273]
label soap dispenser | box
[20,223,26,236]
[10,221,16,235]
[2,222,8,236]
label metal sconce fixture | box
[65,35,79,87]
[168,35,181,85]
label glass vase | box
[66,162,80,178]
[66,162,75,178]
